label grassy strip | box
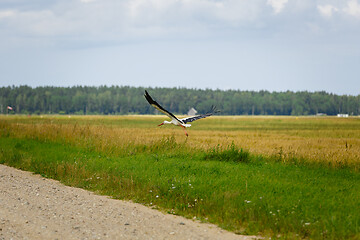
[0,136,359,239]
[2,115,360,170]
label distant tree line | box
[1,85,359,116]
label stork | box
[144,90,219,136]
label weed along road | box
[0,164,257,240]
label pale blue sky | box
[1,0,360,95]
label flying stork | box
[144,90,219,136]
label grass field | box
[0,115,359,239]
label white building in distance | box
[187,108,198,116]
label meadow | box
[0,115,359,239]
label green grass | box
[0,135,359,239]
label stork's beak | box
[158,123,164,126]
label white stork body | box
[160,120,191,128]
[144,90,218,136]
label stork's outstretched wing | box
[144,90,181,122]
[181,105,219,124]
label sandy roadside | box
[0,164,258,240]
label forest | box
[1,85,359,116]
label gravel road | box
[0,164,258,240]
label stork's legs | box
[180,125,188,137]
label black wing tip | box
[208,105,220,114]
[144,90,160,107]
[144,90,150,98]
[144,90,154,104]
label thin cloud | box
[0,10,16,19]
[1,0,360,47]
[80,0,97,3]
[0,0,268,43]
[267,0,288,14]
[317,5,338,18]
[343,0,360,17]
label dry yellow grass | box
[188,116,360,168]
[1,115,359,168]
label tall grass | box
[204,142,251,163]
